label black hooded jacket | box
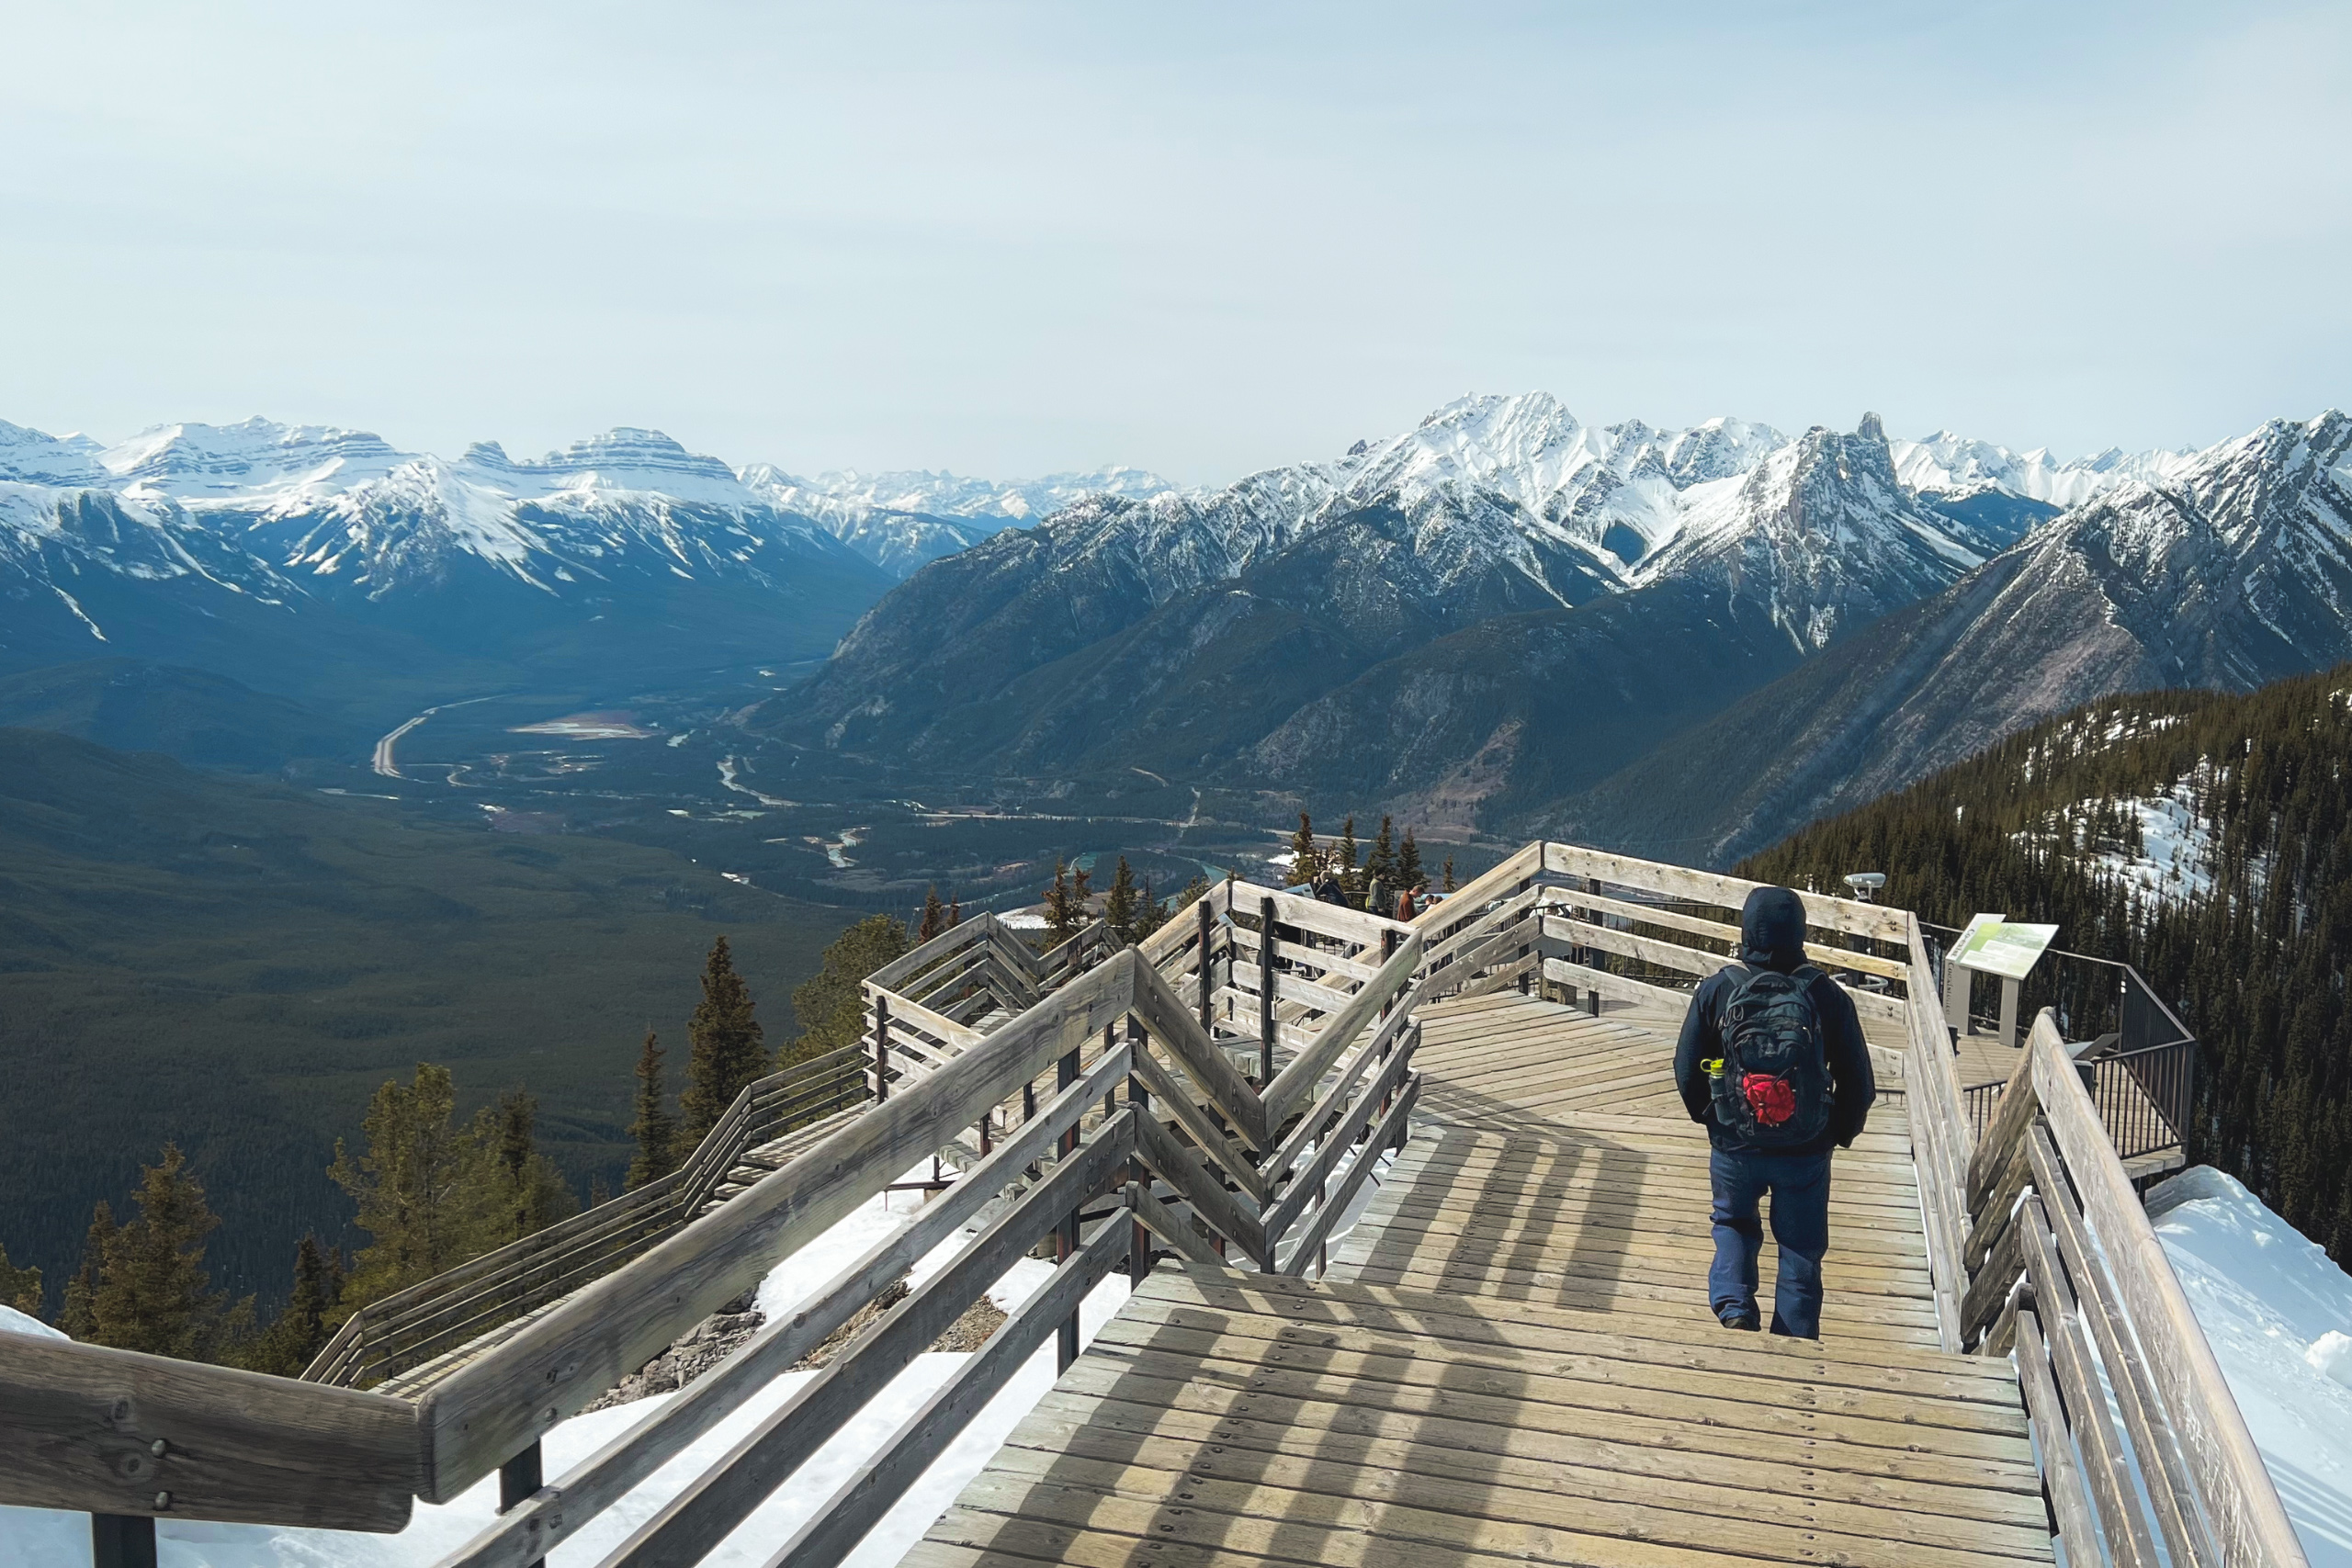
[1673,886,1876,1156]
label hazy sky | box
[4,2,2346,484]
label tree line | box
[0,916,936,1373]
[1740,663,2352,1261]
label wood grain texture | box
[0,1337,418,1530]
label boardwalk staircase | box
[1,841,2311,1568]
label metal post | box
[1999,976,2022,1053]
[92,1516,157,1568]
[500,1440,545,1568]
[1057,1044,1081,1371]
[873,994,890,1103]
[1127,1050,1152,1287]
[1586,876,1602,1014]
[1260,894,1278,1086]
[1197,897,1215,1035]
[1944,958,1971,1032]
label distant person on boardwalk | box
[1672,886,1875,1338]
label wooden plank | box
[1263,998,1419,1194]
[1262,930,1421,1129]
[1541,840,1910,943]
[434,1043,1135,1568]
[2030,1011,2307,1568]
[1410,842,1542,944]
[2028,1123,2221,1568]
[1122,1180,1224,1268]
[1125,1042,1267,1204]
[1006,1386,2050,1557]
[414,948,1141,1503]
[2021,1191,2160,1568]
[769,1220,1131,1568]
[0,1336,419,1531]
[1281,1074,1420,1274]
[2015,1307,2102,1562]
[1542,955,1690,1014]
[1225,921,1381,983]
[1127,955,1269,1150]
[602,1111,1136,1568]
[1965,1042,2041,1211]
[1134,1108,1270,1267]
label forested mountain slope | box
[1739,665,2352,1259]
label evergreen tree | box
[1286,813,1318,886]
[916,885,949,943]
[787,914,913,1066]
[243,1235,343,1377]
[1336,817,1362,897]
[1130,877,1169,942]
[59,1201,116,1339]
[90,1143,232,1359]
[1367,816,1397,888]
[1442,856,1457,894]
[680,935,768,1145]
[626,1030,679,1190]
[1398,828,1425,893]
[1103,856,1143,944]
[948,897,961,926]
[330,1064,500,1311]
[0,1240,43,1318]
[1041,857,1094,945]
[486,1089,575,1245]
[1171,873,1214,915]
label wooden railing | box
[6,838,2307,1568]
[1955,1012,2305,1568]
[300,1044,870,1391]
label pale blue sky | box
[4,2,2346,483]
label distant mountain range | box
[760,392,2258,839]
[0,417,1181,714]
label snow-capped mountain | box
[764,397,2019,795]
[1889,429,2198,507]
[0,419,900,708]
[741,463,1180,577]
[1549,410,2352,862]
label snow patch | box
[2150,1165,2352,1567]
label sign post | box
[1946,914,2061,1050]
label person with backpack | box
[1673,885,1875,1338]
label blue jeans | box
[1708,1146,1832,1338]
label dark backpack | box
[1711,964,1834,1147]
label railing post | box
[873,994,891,1103]
[1056,1043,1082,1371]
[1260,894,1278,1086]
[1127,1026,1153,1288]
[500,1440,545,1568]
[91,1516,157,1568]
[1197,897,1215,1035]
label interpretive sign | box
[1950,914,2061,982]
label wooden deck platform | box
[906,990,2052,1568]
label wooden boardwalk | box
[907,990,2052,1568]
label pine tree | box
[1337,817,1361,897]
[486,1089,575,1245]
[59,1201,116,1339]
[243,1235,343,1377]
[1442,856,1457,893]
[1398,828,1425,893]
[947,897,961,926]
[1103,856,1143,944]
[787,914,913,1066]
[1286,813,1318,886]
[680,935,768,1145]
[1130,876,1169,942]
[0,1240,43,1318]
[90,1143,230,1359]
[626,1030,680,1190]
[1041,857,1094,946]
[1171,873,1213,916]
[916,885,948,943]
[330,1064,500,1311]
[1367,816,1396,887]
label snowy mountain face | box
[1546,410,2352,863]
[741,463,1180,577]
[1888,429,2197,508]
[0,420,902,705]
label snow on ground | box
[2149,1166,2352,1567]
[0,1164,1132,1568]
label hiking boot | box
[1719,1309,1760,1332]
